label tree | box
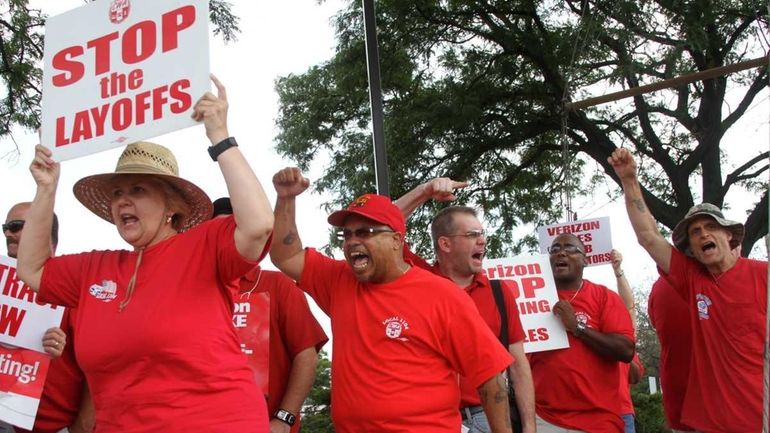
[300,350,334,433]
[0,0,239,144]
[275,0,768,256]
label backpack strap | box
[490,279,509,347]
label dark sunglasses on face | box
[336,227,395,241]
[547,243,585,255]
[2,220,24,234]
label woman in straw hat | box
[17,76,274,433]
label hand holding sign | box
[192,74,229,145]
[552,300,578,334]
[41,327,66,358]
[29,145,60,189]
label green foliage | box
[0,0,240,149]
[275,0,768,257]
[631,390,671,433]
[300,350,334,433]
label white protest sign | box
[0,256,65,353]
[482,255,569,353]
[537,217,613,267]
[41,0,210,161]
[0,347,51,429]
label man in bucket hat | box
[609,148,766,433]
[269,167,515,433]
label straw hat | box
[73,142,213,232]
[672,202,744,254]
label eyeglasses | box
[336,227,395,241]
[2,220,24,234]
[445,229,485,239]
[547,243,585,255]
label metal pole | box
[362,0,390,196]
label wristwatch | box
[574,321,587,336]
[274,409,297,426]
[208,136,238,161]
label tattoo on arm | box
[282,231,297,245]
[632,199,647,213]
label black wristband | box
[208,137,238,161]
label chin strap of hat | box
[120,247,144,312]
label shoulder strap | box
[490,279,509,347]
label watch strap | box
[208,137,238,161]
[273,409,296,426]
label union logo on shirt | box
[88,280,118,302]
[695,293,712,320]
[382,316,409,341]
[574,311,592,328]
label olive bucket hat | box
[671,203,744,254]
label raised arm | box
[192,75,274,260]
[608,148,672,273]
[269,167,310,281]
[17,145,59,292]
[393,177,468,218]
[611,249,637,328]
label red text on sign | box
[51,5,196,87]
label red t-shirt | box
[38,216,269,433]
[233,268,329,433]
[528,280,635,433]
[618,353,643,415]
[665,249,767,433]
[300,248,512,433]
[647,276,693,430]
[15,310,85,433]
[405,249,525,407]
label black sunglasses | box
[2,220,24,234]
[336,227,395,241]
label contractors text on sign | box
[537,217,613,267]
[41,0,209,161]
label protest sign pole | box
[362,0,390,197]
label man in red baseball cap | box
[269,167,515,433]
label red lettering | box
[70,110,93,143]
[584,244,593,253]
[161,6,196,52]
[525,327,549,342]
[51,46,85,86]
[0,304,26,337]
[90,104,110,137]
[127,69,144,89]
[152,85,169,120]
[86,32,120,75]
[520,277,545,298]
[112,98,132,131]
[134,91,152,125]
[55,117,70,147]
[122,21,156,64]
[169,79,191,113]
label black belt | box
[460,405,485,421]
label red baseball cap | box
[327,194,406,235]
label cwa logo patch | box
[696,294,712,320]
[109,0,131,24]
[382,316,409,341]
[89,280,118,302]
